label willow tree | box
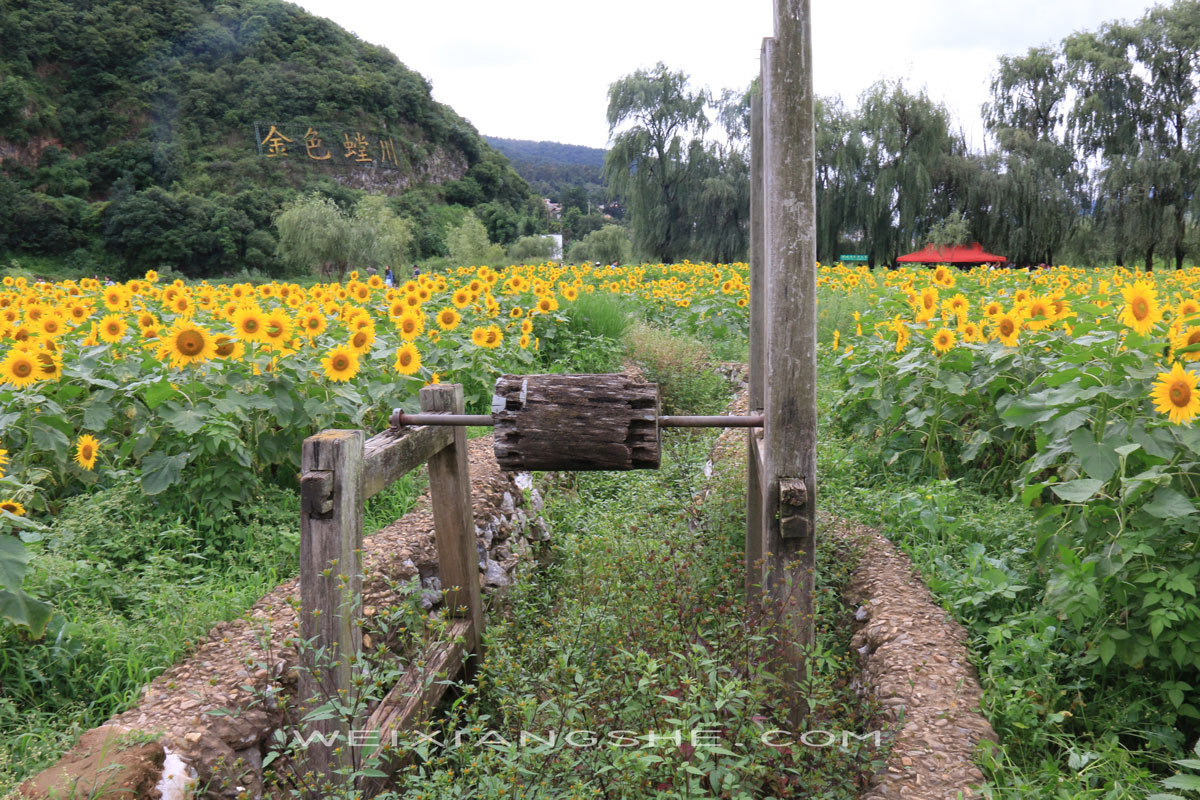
[1065,1,1200,269]
[856,80,955,264]
[981,46,1082,265]
[603,63,709,262]
[814,95,866,263]
[275,193,413,278]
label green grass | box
[383,422,884,799]
[815,360,1179,798]
[0,481,303,793]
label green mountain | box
[485,136,607,200]
[0,0,544,276]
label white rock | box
[514,472,533,490]
[155,751,197,800]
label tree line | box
[607,0,1200,269]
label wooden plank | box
[362,424,454,501]
[366,619,474,736]
[360,619,474,793]
[746,429,765,607]
[299,428,365,780]
[749,87,766,414]
[747,82,766,613]
[421,385,484,661]
[763,0,818,727]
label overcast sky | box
[292,0,1159,151]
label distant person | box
[411,264,421,277]
[384,266,395,288]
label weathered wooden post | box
[421,384,484,659]
[299,429,365,781]
[762,0,818,726]
[746,86,766,608]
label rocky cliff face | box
[325,143,468,196]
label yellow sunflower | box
[1024,294,1057,330]
[74,434,100,471]
[321,345,360,382]
[1173,325,1200,362]
[393,343,422,376]
[348,325,375,354]
[932,328,956,354]
[0,446,8,479]
[299,311,327,339]
[262,311,293,350]
[436,307,461,331]
[0,348,40,388]
[1119,281,1164,335]
[231,305,267,342]
[1152,362,1200,425]
[0,499,25,517]
[97,314,128,343]
[159,320,217,368]
[389,312,419,342]
[994,312,1021,347]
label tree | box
[980,46,1082,265]
[604,63,709,262]
[567,224,630,265]
[275,192,412,278]
[925,212,972,248]
[445,211,505,265]
[507,234,555,262]
[1065,2,1200,268]
[856,80,956,264]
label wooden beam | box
[366,619,474,736]
[299,429,365,780]
[421,385,484,661]
[360,619,474,794]
[362,425,454,502]
[747,82,766,612]
[764,0,818,727]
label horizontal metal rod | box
[391,410,764,429]
[391,411,494,428]
[659,415,764,428]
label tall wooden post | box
[421,385,484,662]
[299,429,365,781]
[746,87,766,607]
[763,0,817,726]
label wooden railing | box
[297,383,482,782]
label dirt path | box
[712,372,997,799]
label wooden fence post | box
[746,85,766,608]
[421,384,484,662]
[299,429,365,782]
[763,0,818,727]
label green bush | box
[563,291,631,341]
[624,323,727,415]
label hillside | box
[0,0,544,276]
[485,136,607,199]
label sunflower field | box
[0,262,749,634]
[827,262,1200,726]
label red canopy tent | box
[895,242,1006,265]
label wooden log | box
[764,0,818,727]
[299,429,365,780]
[362,424,454,501]
[492,374,660,471]
[421,385,484,658]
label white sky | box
[292,0,1158,151]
